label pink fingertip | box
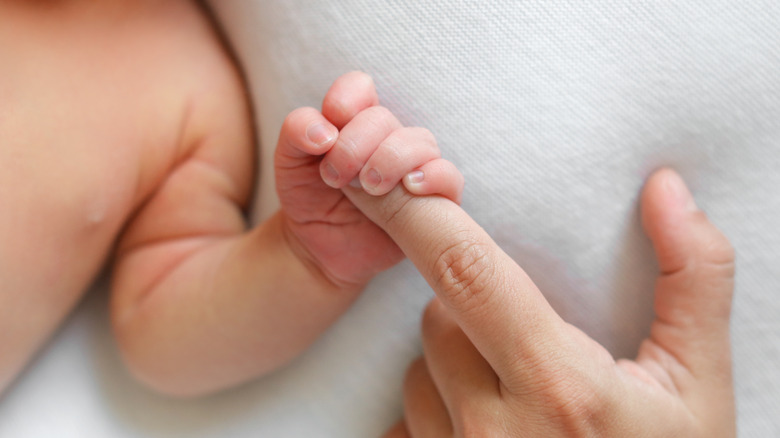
[406,170,424,185]
[364,168,382,190]
[321,162,340,187]
[403,170,426,194]
[306,123,337,148]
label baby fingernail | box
[307,123,336,147]
[405,170,424,185]
[322,162,340,186]
[364,168,382,189]
[349,177,363,189]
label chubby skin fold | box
[116,67,464,396]
[115,67,464,397]
[0,0,463,398]
[0,0,253,394]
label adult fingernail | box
[322,162,340,187]
[665,170,698,212]
[363,168,382,189]
[307,123,336,147]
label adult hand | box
[343,168,735,437]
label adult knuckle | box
[531,369,610,437]
[457,415,490,438]
[432,233,496,314]
[379,190,417,230]
[453,403,502,438]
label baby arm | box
[112,72,463,396]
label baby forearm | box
[112,212,360,397]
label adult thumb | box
[639,168,735,430]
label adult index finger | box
[342,185,573,389]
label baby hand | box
[275,72,463,290]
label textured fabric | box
[1,1,778,437]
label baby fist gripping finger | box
[320,71,464,204]
[278,71,462,290]
[274,85,403,289]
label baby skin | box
[0,0,462,396]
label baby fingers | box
[319,106,402,188]
[275,107,338,165]
[357,127,441,197]
[403,158,464,205]
[320,103,464,205]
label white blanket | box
[2,1,778,436]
